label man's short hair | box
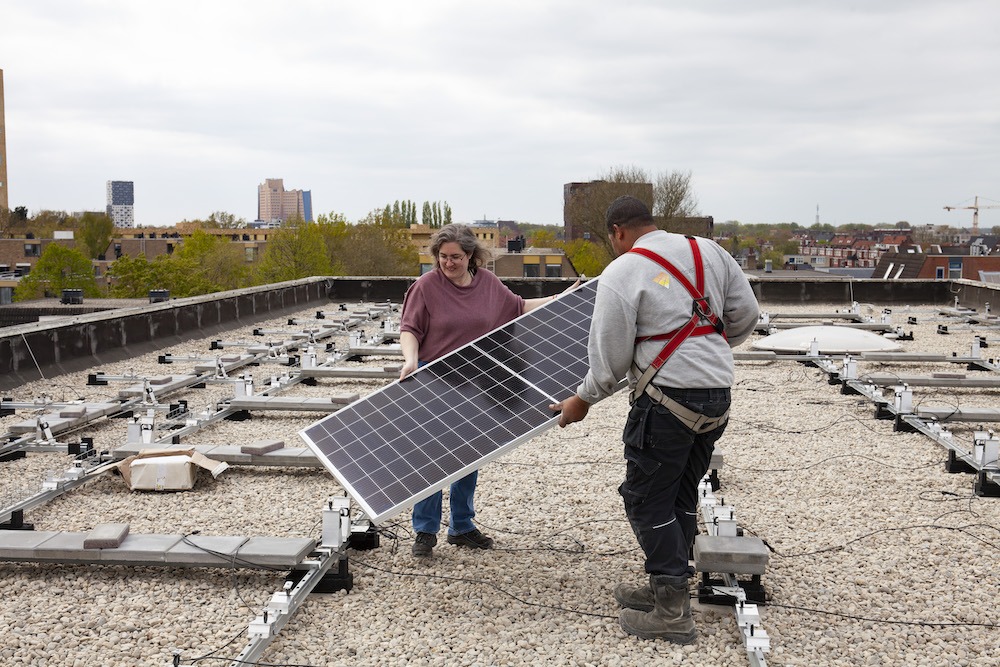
[605,196,653,232]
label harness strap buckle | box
[642,383,730,434]
[692,297,710,320]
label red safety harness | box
[627,236,729,433]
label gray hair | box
[429,224,491,274]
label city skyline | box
[1,2,998,229]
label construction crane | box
[944,195,1000,236]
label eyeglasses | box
[438,253,467,263]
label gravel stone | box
[1,299,1000,665]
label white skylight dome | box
[752,325,902,354]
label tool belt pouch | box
[622,396,653,449]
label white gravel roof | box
[2,299,1000,666]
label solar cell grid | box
[300,280,599,523]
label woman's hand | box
[399,331,420,380]
[522,278,584,314]
[561,278,582,295]
[399,358,418,380]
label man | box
[550,195,759,643]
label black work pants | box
[619,388,731,577]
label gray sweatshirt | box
[577,230,759,404]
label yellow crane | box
[944,195,1000,236]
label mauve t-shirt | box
[400,269,524,362]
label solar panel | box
[300,279,598,524]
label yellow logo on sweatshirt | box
[653,271,671,288]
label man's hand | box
[549,394,591,428]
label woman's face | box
[437,241,471,285]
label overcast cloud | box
[1,0,998,229]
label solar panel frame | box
[300,279,599,524]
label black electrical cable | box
[493,459,623,468]
[918,489,973,503]
[181,627,247,664]
[188,652,320,667]
[728,411,885,436]
[724,452,944,474]
[179,533,290,572]
[375,514,639,558]
[471,517,641,557]
[752,522,1000,559]
[352,557,618,621]
[174,530,327,667]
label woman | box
[399,223,571,558]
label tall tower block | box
[0,69,8,211]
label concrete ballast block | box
[83,523,131,549]
[242,439,285,456]
[694,535,769,575]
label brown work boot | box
[619,574,697,644]
[613,581,655,612]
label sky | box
[1,0,999,229]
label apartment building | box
[257,178,313,224]
[106,181,135,228]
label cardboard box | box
[114,448,229,491]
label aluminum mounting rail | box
[228,547,340,667]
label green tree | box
[153,253,214,297]
[776,240,799,254]
[205,211,246,229]
[562,238,612,277]
[107,254,155,298]
[106,232,249,298]
[342,213,419,276]
[78,212,115,259]
[528,228,558,248]
[23,210,69,240]
[727,235,742,257]
[567,166,700,257]
[378,200,420,228]
[566,168,653,257]
[14,244,101,301]
[173,229,249,292]
[344,224,418,276]
[255,220,333,283]
[2,205,28,237]
[315,213,351,275]
[417,201,451,228]
[714,220,740,238]
[654,170,698,218]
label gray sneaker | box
[412,532,437,557]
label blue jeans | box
[411,358,479,536]
[619,388,730,577]
[412,470,480,536]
